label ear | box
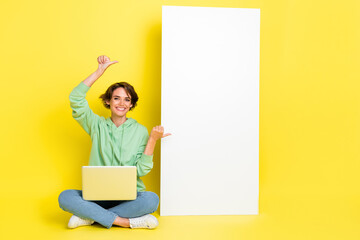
[106,100,110,106]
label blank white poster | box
[161,6,260,215]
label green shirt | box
[69,82,153,192]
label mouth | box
[116,107,126,111]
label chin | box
[115,112,127,118]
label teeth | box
[116,107,125,110]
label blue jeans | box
[58,189,159,228]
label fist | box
[97,55,118,72]
[150,125,171,141]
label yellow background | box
[1,0,359,239]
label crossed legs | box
[58,189,159,229]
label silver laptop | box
[82,166,137,201]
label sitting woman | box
[58,55,170,229]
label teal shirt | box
[69,82,153,192]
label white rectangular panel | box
[161,6,260,215]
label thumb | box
[162,133,172,138]
[109,60,118,65]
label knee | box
[58,189,78,209]
[144,192,159,212]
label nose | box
[118,98,124,105]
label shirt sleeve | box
[135,127,154,177]
[69,82,100,136]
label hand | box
[150,125,171,141]
[97,55,118,73]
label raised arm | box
[70,55,118,135]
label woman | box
[58,55,170,229]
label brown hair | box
[99,82,138,111]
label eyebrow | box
[113,95,131,99]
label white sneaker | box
[129,214,159,229]
[68,215,94,228]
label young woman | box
[58,55,170,229]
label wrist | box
[149,135,158,142]
[95,68,104,77]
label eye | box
[126,99,130,102]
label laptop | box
[82,166,137,201]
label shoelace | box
[131,217,150,228]
[75,216,93,225]
[79,218,92,224]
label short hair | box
[99,82,138,111]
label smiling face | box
[106,87,133,118]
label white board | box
[161,6,260,215]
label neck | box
[110,115,128,127]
